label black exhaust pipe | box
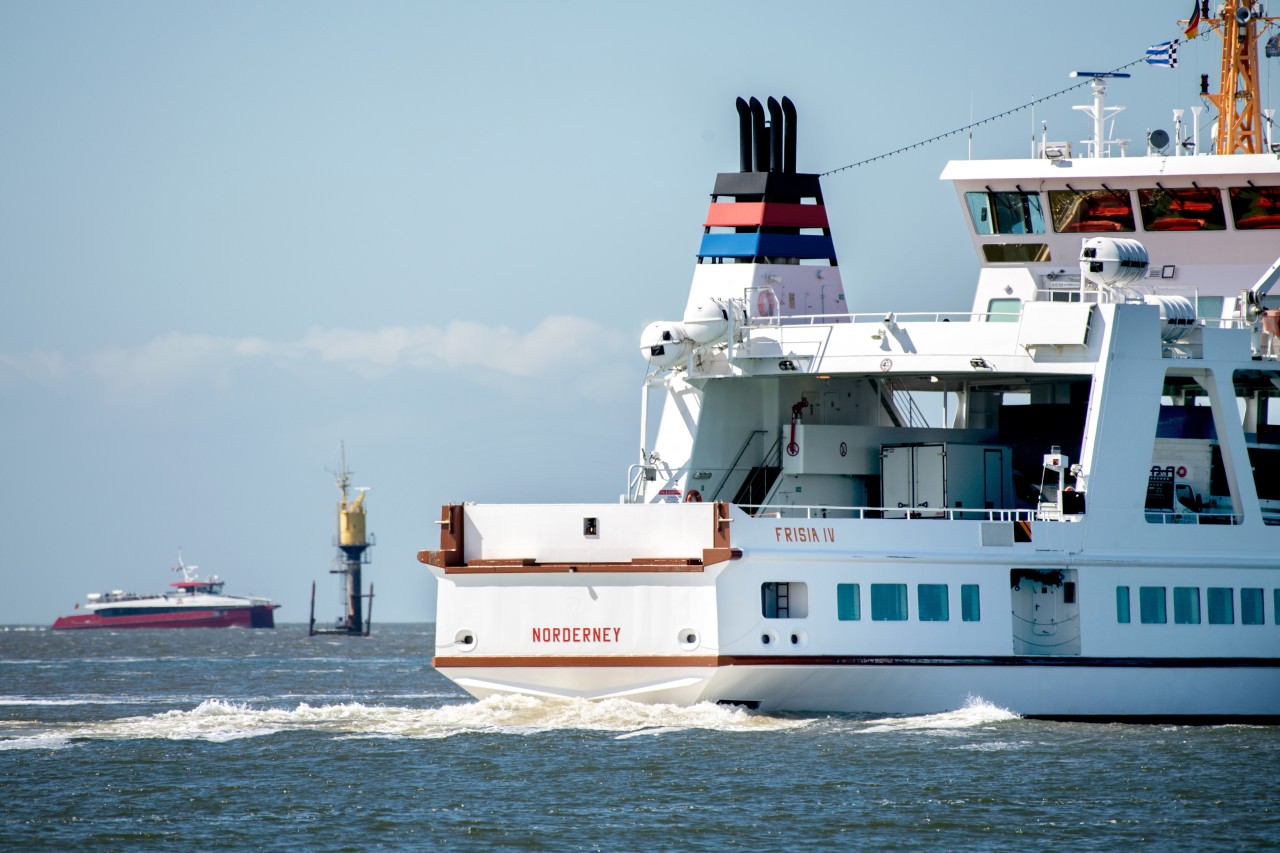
[735,97,752,172]
[781,96,797,173]
[749,97,768,173]
[767,97,783,173]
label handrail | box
[710,430,767,501]
[738,503,1040,522]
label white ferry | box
[423,4,1280,721]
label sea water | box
[2,624,1276,850]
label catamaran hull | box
[51,605,278,630]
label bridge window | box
[1228,185,1280,229]
[980,244,1051,264]
[966,191,1045,235]
[986,297,1022,322]
[1049,188,1136,233]
[1137,187,1226,231]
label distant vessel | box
[423,4,1280,720]
[52,553,279,630]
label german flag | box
[1184,0,1201,39]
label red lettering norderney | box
[531,626,623,643]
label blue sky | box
[1,1,1258,625]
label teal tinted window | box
[1173,587,1201,624]
[871,584,908,621]
[1117,586,1131,624]
[1275,589,1280,625]
[966,190,1045,235]
[961,584,981,622]
[986,297,1022,322]
[837,583,861,621]
[1242,588,1264,625]
[1208,587,1234,624]
[1139,586,1167,624]
[918,584,949,622]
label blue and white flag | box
[1146,40,1178,68]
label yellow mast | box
[1186,0,1280,154]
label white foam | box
[2,695,813,745]
[859,696,1020,733]
[0,734,73,751]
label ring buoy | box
[756,290,777,317]
[684,489,702,503]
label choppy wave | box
[859,696,1019,733]
[0,694,812,749]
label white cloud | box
[0,350,72,385]
[8,316,633,396]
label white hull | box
[441,663,1280,720]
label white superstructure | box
[423,14,1280,720]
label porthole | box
[760,630,779,647]
[678,628,700,651]
[789,628,808,648]
[454,629,477,652]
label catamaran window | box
[1048,189,1136,233]
[870,584,908,621]
[1241,588,1265,625]
[1137,187,1226,231]
[761,582,807,619]
[961,584,981,622]
[836,583,861,621]
[1228,185,1280,229]
[917,584,949,622]
[1207,587,1234,624]
[986,297,1022,322]
[981,244,1051,264]
[1116,586,1131,623]
[966,191,1046,235]
[1173,587,1201,624]
[1274,589,1280,625]
[1139,586,1167,624]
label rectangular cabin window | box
[836,583,861,621]
[1049,189,1136,233]
[917,584,949,622]
[965,190,1046,235]
[1275,589,1280,625]
[1139,586,1167,624]
[1241,588,1264,625]
[1137,187,1226,232]
[961,584,981,622]
[1208,587,1234,625]
[986,297,1022,323]
[1173,587,1201,624]
[1228,185,1280,230]
[761,582,807,619]
[870,583,908,621]
[981,243,1051,264]
[1117,586,1131,623]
